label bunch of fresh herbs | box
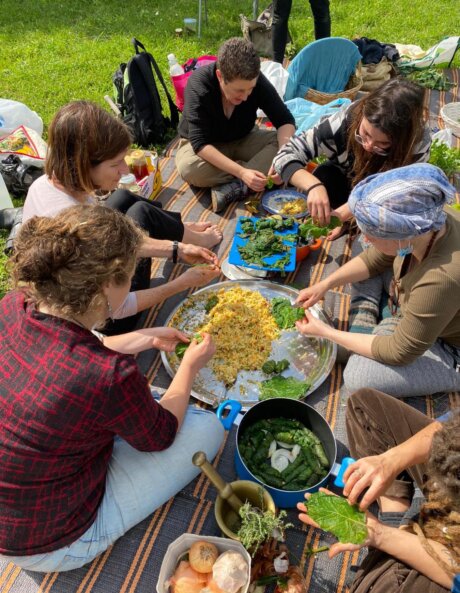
[298,216,342,244]
[237,501,293,553]
[402,66,453,91]
[428,140,460,178]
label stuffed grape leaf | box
[307,492,368,545]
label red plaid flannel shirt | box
[0,291,178,555]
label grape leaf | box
[307,492,368,545]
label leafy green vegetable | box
[259,376,310,401]
[271,297,305,329]
[238,229,291,270]
[298,216,342,242]
[402,66,453,91]
[261,358,290,374]
[174,333,202,359]
[266,176,274,189]
[428,140,460,178]
[255,217,295,231]
[204,294,218,313]
[237,500,293,553]
[307,492,368,545]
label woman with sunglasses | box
[271,78,430,229]
[294,163,460,398]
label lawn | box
[0,0,459,296]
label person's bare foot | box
[182,224,223,248]
[184,221,213,232]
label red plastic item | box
[296,238,322,263]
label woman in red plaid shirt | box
[0,205,224,572]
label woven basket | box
[441,102,460,138]
[305,64,363,105]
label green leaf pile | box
[428,140,460,178]
[307,492,368,545]
[271,297,305,329]
[259,376,310,401]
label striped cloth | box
[0,69,459,593]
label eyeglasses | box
[354,131,390,156]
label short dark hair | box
[217,37,260,82]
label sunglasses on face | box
[354,131,390,156]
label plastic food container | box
[156,533,251,593]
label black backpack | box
[113,38,179,146]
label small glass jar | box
[118,173,140,193]
[130,149,149,181]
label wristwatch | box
[172,240,179,264]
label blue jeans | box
[3,405,224,572]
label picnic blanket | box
[1,70,459,593]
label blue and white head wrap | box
[348,163,455,240]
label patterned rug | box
[1,70,459,593]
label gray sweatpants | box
[344,317,460,397]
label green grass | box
[0,0,459,293]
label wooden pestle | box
[192,451,244,514]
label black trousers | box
[272,0,331,63]
[104,189,184,334]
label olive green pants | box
[175,127,278,188]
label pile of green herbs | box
[401,66,453,91]
[237,217,296,271]
[237,500,292,553]
[428,140,460,178]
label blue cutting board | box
[228,216,298,272]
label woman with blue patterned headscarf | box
[294,163,460,398]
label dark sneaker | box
[211,180,246,213]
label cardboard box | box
[156,533,251,593]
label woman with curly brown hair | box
[0,205,224,572]
[298,389,459,592]
[272,77,430,230]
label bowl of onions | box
[157,533,251,593]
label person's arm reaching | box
[138,237,218,266]
[159,333,215,428]
[343,420,442,509]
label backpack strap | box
[130,37,179,128]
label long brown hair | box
[411,412,460,578]
[45,101,132,194]
[11,205,144,319]
[347,78,426,185]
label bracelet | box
[172,240,179,264]
[305,182,325,196]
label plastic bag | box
[172,55,217,111]
[432,128,453,148]
[285,97,351,135]
[0,99,43,137]
[396,36,460,69]
[257,61,290,118]
[0,125,47,167]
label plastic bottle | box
[167,54,185,77]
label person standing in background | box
[272,0,331,64]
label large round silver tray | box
[161,280,336,409]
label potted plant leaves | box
[296,216,342,262]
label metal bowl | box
[161,280,336,409]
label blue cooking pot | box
[217,398,354,508]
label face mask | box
[397,241,414,257]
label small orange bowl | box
[296,238,322,263]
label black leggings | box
[104,189,184,334]
[272,0,331,63]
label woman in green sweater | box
[295,163,460,397]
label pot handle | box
[216,399,243,430]
[330,456,356,488]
